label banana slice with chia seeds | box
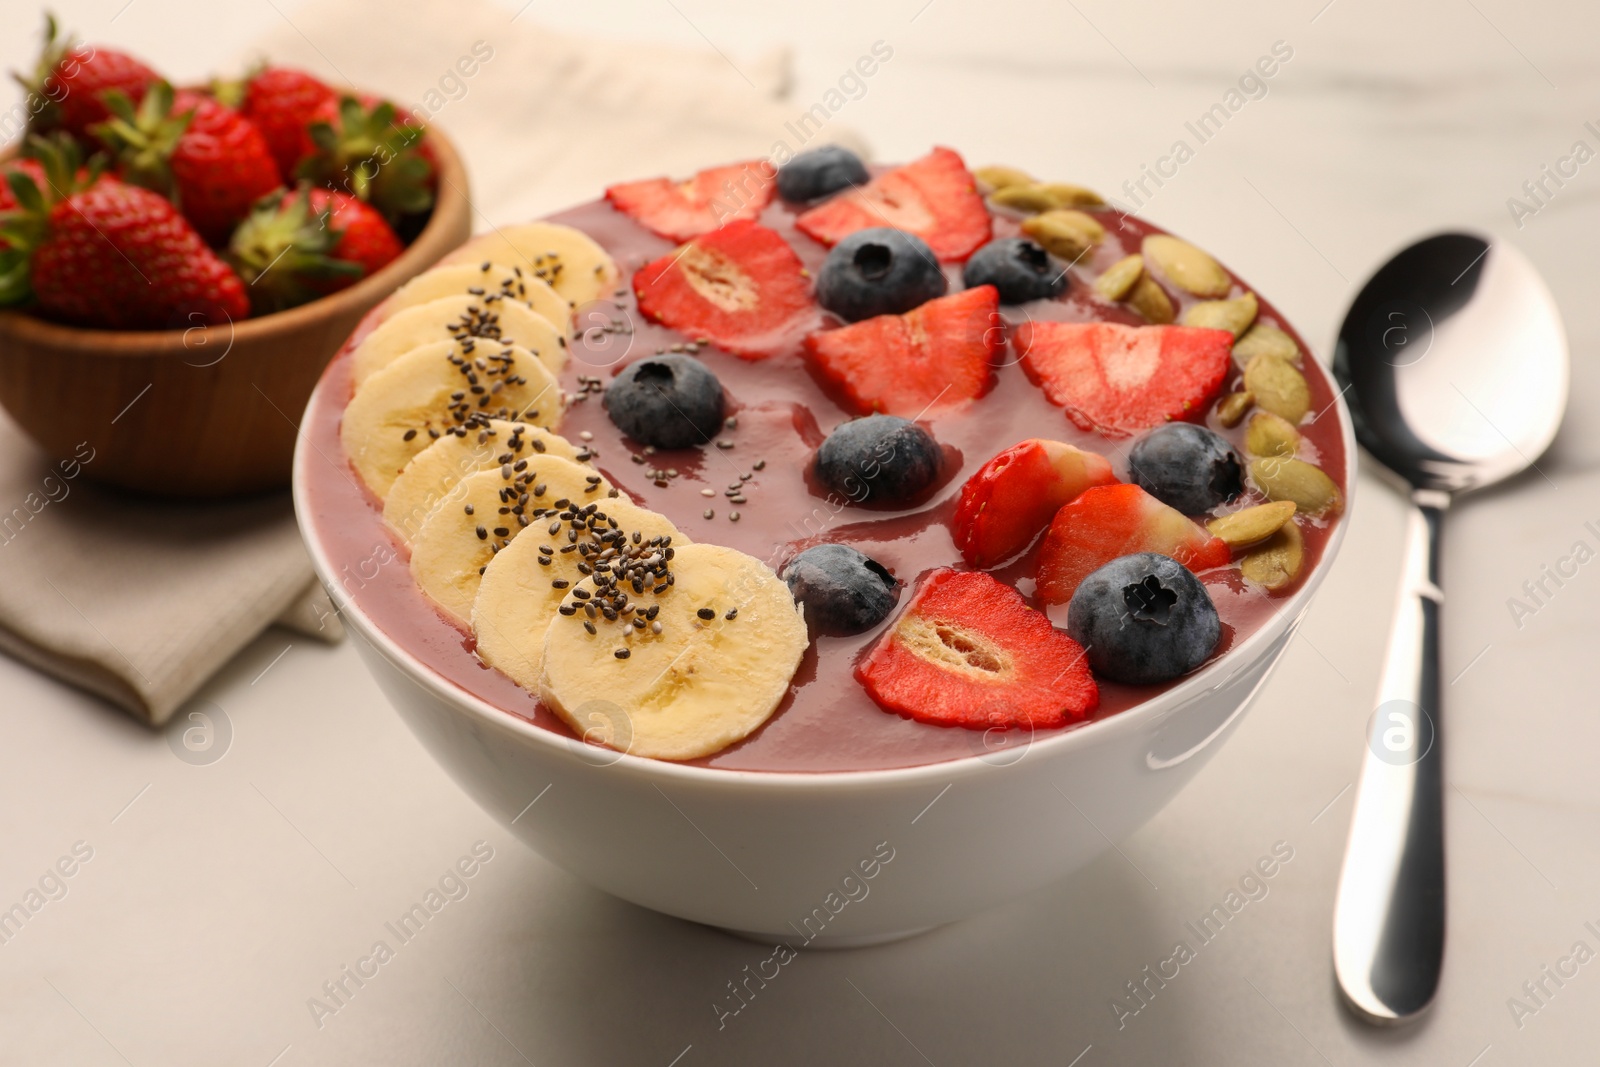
[384,419,589,544]
[377,262,571,339]
[440,222,620,309]
[411,457,614,625]
[473,493,686,693]
[341,340,561,498]
[539,543,808,761]
[351,293,568,387]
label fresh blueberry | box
[962,237,1067,305]
[814,414,942,506]
[815,228,947,322]
[1127,423,1244,514]
[604,354,725,450]
[783,544,899,636]
[777,145,869,202]
[1066,552,1221,685]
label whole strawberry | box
[94,82,282,246]
[240,66,337,181]
[227,184,401,314]
[17,15,160,139]
[296,94,437,223]
[0,138,248,329]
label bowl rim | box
[0,124,471,352]
[293,353,1357,791]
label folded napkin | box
[0,0,856,725]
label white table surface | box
[3,0,1599,1063]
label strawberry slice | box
[857,569,1098,729]
[1035,484,1232,604]
[606,160,777,243]
[632,220,815,359]
[953,440,1117,569]
[795,146,991,262]
[1018,321,1232,436]
[804,286,1002,416]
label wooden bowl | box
[0,128,472,498]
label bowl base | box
[715,924,939,950]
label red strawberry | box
[1018,321,1232,437]
[239,66,337,181]
[953,440,1117,569]
[795,147,991,262]
[857,568,1098,729]
[606,160,777,243]
[227,186,399,314]
[17,15,160,139]
[632,219,814,358]
[1034,484,1231,605]
[297,94,436,222]
[804,285,1002,417]
[0,139,247,328]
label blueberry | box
[1066,553,1221,685]
[815,415,942,506]
[777,145,869,202]
[962,237,1067,305]
[1127,423,1244,514]
[604,355,725,450]
[815,228,947,322]
[783,544,899,635]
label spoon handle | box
[1332,490,1447,1023]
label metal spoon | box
[1330,233,1568,1023]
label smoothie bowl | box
[293,147,1353,943]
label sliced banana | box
[473,494,685,692]
[441,222,620,309]
[378,261,571,338]
[411,458,614,624]
[351,293,568,387]
[540,543,808,761]
[341,340,562,498]
[384,419,589,544]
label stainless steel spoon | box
[1330,233,1568,1023]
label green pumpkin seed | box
[1240,520,1305,591]
[1243,354,1310,423]
[1245,411,1300,457]
[1127,274,1175,324]
[1183,291,1258,337]
[974,165,1034,191]
[1233,323,1299,365]
[989,184,1059,214]
[1215,391,1254,428]
[1022,209,1105,261]
[1208,500,1297,550]
[1036,182,1105,208]
[1249,457,1343,515]
[1141,235,1231,297]
[1094,254,1144,301]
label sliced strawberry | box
[1035,484,1232,604]
[804,286,1001,416]
[1018,321,1232,436]
[857,568,1098,729]
[795,146,991,262]
[606,161,776,243]
[632,220,814,358]
[953,440,1117,569]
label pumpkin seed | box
[1249,457,1342,515]
[1245,411,1300,457]
[1240,520,1305,591]
[1243,354,1310,423]
[974,165,1034,191]
[1215,391,1254,428]
[1022,209,1105,261]
[1141,235,1231,297]
[989,183,1059,214]
[1094,254,1144,301]
[1208,500,1297,549]
[1183,290,1258,337]
[1036,182,1105,208]
[1127,274,1175,324]
[1233,323,1299,365]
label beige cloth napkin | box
[0,0,856,725]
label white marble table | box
[3,0,1598,1063]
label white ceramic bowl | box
[293,390,1354,945]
